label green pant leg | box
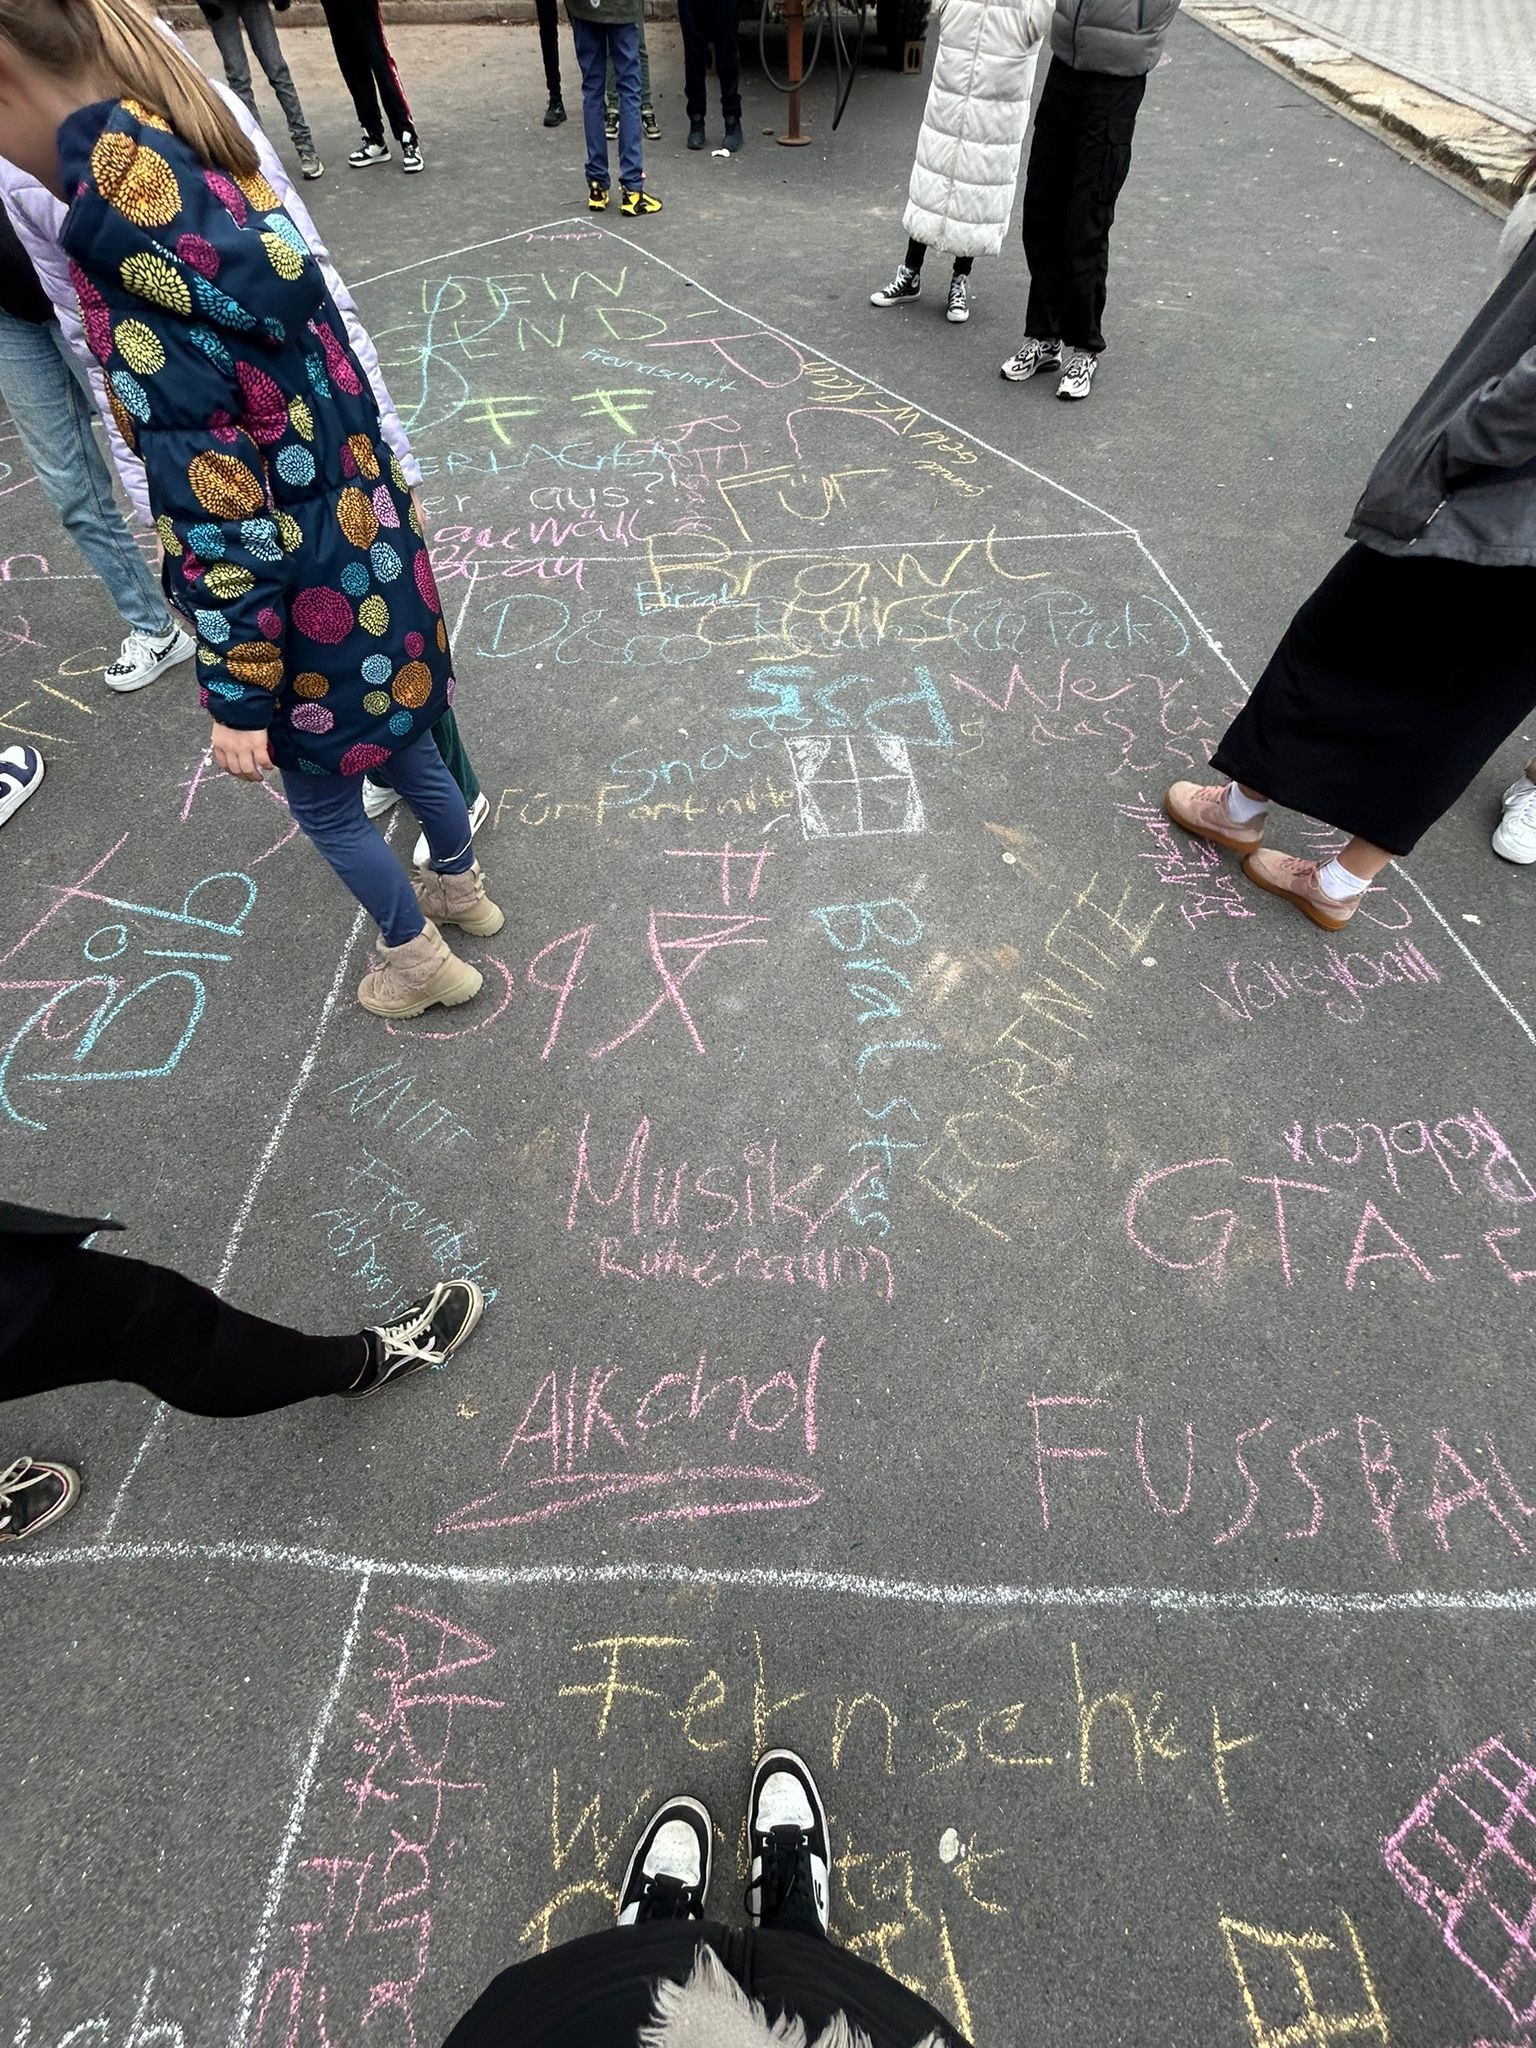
[430,707,481,806]
[607,21,650,109]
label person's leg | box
[636,19,653,107]
[240,0,317,156]
[571,19,613,189]
[711,0,741,123]
[360,0,417,139]
[1020,60,1076,344]
[677,0,709,126]
[375,731,475,873]
[205,5,260,121]
[535,0,563,100]
[612,23,645,190]
[428,707,481,806]
[320,0,386,138]
[904,236,928,272]
[280,765,426,942]
[952,254,974,276]
[0,314,174,638]
[1059,70,1146,353]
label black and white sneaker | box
[0,1456,81,1541]
[1057,349,1097,401]
[947,274,970,323]
[746,1749,831,1935]
[349,133,391,168]
[105,624,193,693]
[343,1279,484,1398]
[617,1797,713,1925]
[0,744,44,828]
[870,264,921,308]
[400,130,424,173]
[1000,336,1063,382]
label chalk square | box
[784,734,926,841]
[1226,1937,1311,2036]
[1481,1844,1536,1933]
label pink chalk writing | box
[1200,937,1440,1026]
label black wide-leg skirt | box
[1212,542,1536,856]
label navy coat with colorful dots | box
[58,98,452,777]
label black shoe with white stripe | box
[618,1797,713,1924]
[746,1749,831,1935]
[0,744,43,828]
[343,1279,484,1397]
[0,1456,80,1541]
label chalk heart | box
[2,971,207,1129]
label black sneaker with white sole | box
[349,133,391,168]
[746,1749,831,1936]
[618,1796,713,1924]
[0,743,43,828]
[400,130,424,173]
[0,1456,81,1541]
[343,1279,484,1397]
[870,264,921,308]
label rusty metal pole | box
[777,0,812,144]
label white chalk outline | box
[229,1569,372,2048]
[4,1539,1536,1619]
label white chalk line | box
[100,890,377,1539]
[5,1538,1535,1619]
[229,1570,372,2048]
[445,529,1133,574]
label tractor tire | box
[876,0,930,68]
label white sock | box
[1316,857,1371,902]
[1224,783,1270,825]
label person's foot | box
[621,186,662,218]
[617,1797,713,1925]
[348,133,391,167]
[105,624,193,693]
[0,1456,80,1541]
[588,178,610,211]
[543,94,566,127]
[642,104,661,140]
[1057,349,1096,401]
[1493,776,1536,864]
[746,1749,831,1934]
[400,129,424,173]
[947,273,970,323]
[412,859,505,937]
[1163,780,1266,856]
[0,744,44,829]
[363,776,403,821]
[688,118,706,150]
[723,118,743,153]
[1242,848,1361,931]
[1000,336,1062,382]
[412,787,490,866]
[298,145,324,179]
[344,1280,485,1398]
[871,264,921,307]
[357,919,482,1017]
[605,105,620,139]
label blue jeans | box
[571,18,643,191]
[0,309,173,637]
[281,732,475,946]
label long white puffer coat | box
[902,0,1053,260]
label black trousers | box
[443,1921,969,2048]
[1022,61,1146,353]
[319,0,415,141]
[535,0,562,97]
[677,0,741,123]
[906,236,973,277]
[0,1243,364,1418]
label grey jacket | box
[1050,0,1181,75]
[1349,230,1536,567]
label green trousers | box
[368,708,480,807]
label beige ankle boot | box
[412,860,505,937]
[358,918,483,1018]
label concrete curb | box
[1186,2,1529,207]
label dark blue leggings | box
[281,732,474,946]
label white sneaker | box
[616,1797,712,1925]
[1493,776,1536,864]
[746,1748,831,1935]
[363,777,403,821]
[106,624,194,693]
[1057,349,1097,401]
[414,788,490,868]
[870,265,921,307]
[1000,336,1063,382]
[348,134,391,168]
[0,743,44,827]
[947,274,970,323]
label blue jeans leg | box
[610,23,644,188]
[0,311,172,636]
[279,765,425,945]
[570,18,612,189]
[373,730,476,875]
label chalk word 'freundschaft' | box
[313,1144,500,1316]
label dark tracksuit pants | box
[1022,60,1147,354]
[1,1242,364,1417]
[319,0,416,143]
[677,0,741,124]
[536,0,563,99]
